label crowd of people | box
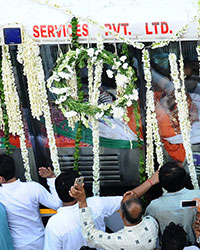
[1,154,200,249]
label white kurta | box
[44,196,122,250]
[0,178,62,250]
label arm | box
[69,184,118,249]
[37,167,62,209]
[124,170,159,198]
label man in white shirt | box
[44,169,159,250]
[70,183,158,250]
[0,154,62,250]
[44,170,122,250]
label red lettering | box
[40,25,47,38]
[48,25,55,37]
[68,24,72,36]
[152,22,159,34]
[76,24,81,37]
[120,23,128,35]
[63,25,66,37]
[82,24,88,36]
[112,23,120,33]
[145,23,153,35]
[161,22,169,34]
[54,25,62,37]
[105,23,112,36]
[33,25,40,38]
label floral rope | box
[142,49,164,176]
[169,53,199,189]
[17,33,61,176]
[197,0,200,36]
[91,119,100,196]
[91,59,103,196]
[0,99,4,130]
[196,45,200,75]
[2,45,32,181]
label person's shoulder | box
[147,196,163,207]
[183,188,200,198]
[143,215,159,229]
[46,212,60,229]
[20,180,39,186]
[185,188,200,194]
[0,202,6,212]
[87,195,122,204]
[184,246,200,250]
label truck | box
[0,0,199,198]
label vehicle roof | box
[0,0,198,44]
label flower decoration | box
[47,47,138,128]
[17,32,61,176]
[2,45,32,181]
[142,49,164,177]
[47,39,138,195]
[169,53,199,189]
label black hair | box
[120,197,143,225]
[0,154,16,181]
[159,162,186,192]
[161,222,187,250]
[55,169,80,203]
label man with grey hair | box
[70,183,158,250]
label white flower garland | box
[91,119,100,196]
[90,36,104,196]
[197,0,200,36]
[179,54,191,130]
[2,45,32,181]
[0,100,4,130]
[169,53,199,189]
[17,32,61,176]
[151,24,189,49]
[196,45,200,75]
[91,59,103,196]
[17,33,43,120]
[47,48,138,124]
[142,49,164,177]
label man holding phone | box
[44,170,122,250]
[69,182,158,250]
[44,169,159,250]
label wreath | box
[47,46,139,126]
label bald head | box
[120,197,143,225]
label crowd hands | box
[1,154,200,250]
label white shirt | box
[44,196,122,250]
[80,207,158,250]
[184,247,200,249]
[0,178,62,250]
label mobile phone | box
[180,200,197,207]
[74,177,84,186]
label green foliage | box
[50,17,142,178]
[0,51,11,154]
[71,17,80,50]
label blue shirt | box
[145,188,200,244]
[0,202,14,250]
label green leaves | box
[0,52,11,154]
